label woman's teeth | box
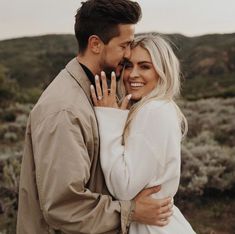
[130,83,144,87]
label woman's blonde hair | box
[118,33,188,143]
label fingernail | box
[127,94,132,100]
[98,96,102,100]
[90,85,94,89]
[95,75,99,80]
[101,71,105,76]
[111,71,115,77]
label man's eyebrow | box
[121,40,133,45]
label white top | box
[95,100,196,234]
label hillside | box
[0,33,235,101]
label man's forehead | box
[118,24,135,38]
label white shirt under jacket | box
[95,100,196,234]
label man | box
[17,1,172,233]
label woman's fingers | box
[91,71,120,108]
[90,85,98,106]
[95,75,102,100]
[101,71,109,98]
[110,71,117,96]
[120,94,132,110]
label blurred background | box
[0,0,235,233]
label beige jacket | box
[17,58,133,234]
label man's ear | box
[88,35,103,54]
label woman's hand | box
[90,71,131,109]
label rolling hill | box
[0,33,234,101]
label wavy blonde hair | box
[118,33,188,143]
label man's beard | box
[101,61,127,79]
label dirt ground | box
[177,196,235,234]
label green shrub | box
[3,132,18,143]
[0,155,21,224]
[177,98,235,197]
[1,112,16,122]
[180,142,235,196]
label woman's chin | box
[129,93,142,102]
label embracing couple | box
[17,0,195,233]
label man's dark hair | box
[75,0,142,54]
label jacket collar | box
[65,57,93,104]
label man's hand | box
[132,186,173,227]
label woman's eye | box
[141,65,150,69]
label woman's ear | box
[88,35,103,54]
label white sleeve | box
[95,104,181,201]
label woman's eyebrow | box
[138,61,152,64]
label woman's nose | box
[129,67,139,78]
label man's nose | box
[124,46,131,59]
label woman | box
[90,33,195,233]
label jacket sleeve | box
[32,109,132,234]
[95,104,181,201]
